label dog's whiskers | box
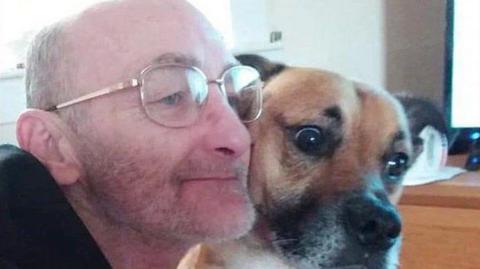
[325,265,367,269]
[272,238,299,245]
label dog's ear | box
[394,93,448,137]
[394,93,448,160]
[235,54,287,82]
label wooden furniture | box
[399,155,480,269]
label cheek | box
[83,141,194,230]
[96,109,197,162]
[249,138,282,206]
[77,120,192,194]
[241,147,251,166]
[74,108,207,210]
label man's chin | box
[200,205,256,243]
[178,179,256,242]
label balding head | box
[64,0,224,93]
[26,0,227,113]
[25,19,69,109]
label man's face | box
[64,0,255,243]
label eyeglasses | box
[47,64,263,128]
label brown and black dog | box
[179,55,420,269]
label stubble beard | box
[75,138,256,245]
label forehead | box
[263,68,410,151]
[357,86,409,142]
[264,68,359,126]
[63,0,233,93]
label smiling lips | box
[181,176,238,182]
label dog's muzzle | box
[269,189,403,269]
[344,193,402,250]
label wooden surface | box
[400,154,480,209]
[399,155,480,269]
[399,205,480,269]
[399,171,480,209]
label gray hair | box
[25,20,71,110]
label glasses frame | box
[46,63,263,126]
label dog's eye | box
[294,126,324,156]
[384,152,409,181]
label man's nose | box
[200,83,252,159]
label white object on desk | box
[403,125,465,186]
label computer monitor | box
[444,0,480,154]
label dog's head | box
[238,55,417,269]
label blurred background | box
[0,0,468,146]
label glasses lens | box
[141,66,208,127]
[223,66,263,122]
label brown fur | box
[248,68,409,212]
[179,59,414,269]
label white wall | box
[231,0,446,102]
[0,122,17,145]
[230,0,271,51]
[263,0,386,88]
[0,73,24,145]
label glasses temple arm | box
[47,79,140,111]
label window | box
[0,0,106,74]
[188,0,235,48]
[0,0,234,74]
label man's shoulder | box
[0,144,43,174]
[0,144,111,268]
[0,144,52,193]
[0,144,26,164]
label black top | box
[0,144,110,269]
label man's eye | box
[159,92,183,105]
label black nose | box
[345,194,402,250]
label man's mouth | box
[181,176,238,182]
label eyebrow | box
[386,130,408,155]
[152,53,239,73]
[323,106,343,124]
[393,130,406,142]
[153,53,201,67]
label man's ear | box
[16,109,82,185]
